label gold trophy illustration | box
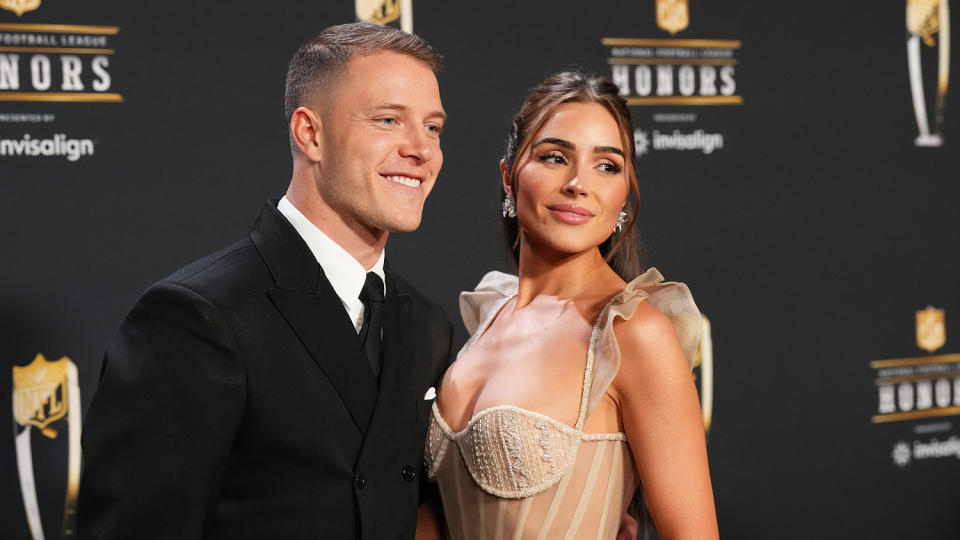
[356,0,413,33]
[906,0,951,146]
[694,314,714,434]
[12,354,82,540]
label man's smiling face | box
[315,50,445,234]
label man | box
[78,23,453,539]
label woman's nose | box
[562,176,587,196]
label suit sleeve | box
[79,281,246,539]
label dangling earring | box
[614,209,627,232]
[502,194,517,218]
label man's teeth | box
[386,175,421,188]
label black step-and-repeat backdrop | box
[2,1,957,538]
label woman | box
[423,72,719,539]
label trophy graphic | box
[693,314,714,434]
[906,0,951,146]
[356,0,414,34]
[12,354,82,540]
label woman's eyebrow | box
[533,137,574,149]
[534,138,624,157]
[595,145,625,157]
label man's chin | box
[379,209,425,233]
[385,219,423,233]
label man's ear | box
[290,106,324,161]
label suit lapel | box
[356,272,416,470]
[251,202,377,434]
[269,286,377,434]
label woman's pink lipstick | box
[547,204,594,225]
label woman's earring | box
[502,195,517,218]
[614,209,627,232]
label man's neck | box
[284,189,387,271]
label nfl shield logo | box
[0,0,41,17]
[657,0,690,35]
[12,354,71,437]
[915,306,946,353]
[356,0,402,26]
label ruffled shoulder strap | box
[585,267,702,418]
[458,271,518,345]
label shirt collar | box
[277,196,385,302]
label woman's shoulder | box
[606,271,700,392]
[582,268,702,416]
[612,302,684,370]
[614,300,676,338]
[608,268,702,370]
[458,270,518,336]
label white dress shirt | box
[277,196,385,333]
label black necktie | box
[359,272,385,379]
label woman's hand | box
[617,511,640,540]
[415,501,444,540]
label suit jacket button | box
[355,474,367,490]
[402,465,416,482]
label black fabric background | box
[2,1,958,538]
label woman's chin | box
[522,236,607,261]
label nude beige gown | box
[425,268,701,540]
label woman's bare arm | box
[611,302,719,539]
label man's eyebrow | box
[371,103,447,121]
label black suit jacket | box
[78,202,453,539]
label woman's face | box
[508,102,630,259]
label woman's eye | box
[598,162,622,174]
[538,152,567,165]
